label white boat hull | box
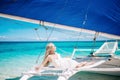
[81,68,120,76]
[74,57,120,76]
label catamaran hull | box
[75,57,120,77]
[81,68,120,76]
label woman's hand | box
[35,66,40,71]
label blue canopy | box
[0,0,120,36]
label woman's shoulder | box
[47,55,53,62]
[47,55,52,58]
[47,54,57,58]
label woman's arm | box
[35,56,51,71]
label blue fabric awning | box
[0,0,120,36]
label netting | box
[93,42,118,56]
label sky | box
[0,17,109,41]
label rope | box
[74,1,91,49]
[39,21,48,30]
[74,29,82,48]
[46,26,55,41]
[35,20,55,63]
[34,28,41,41]
[45,0,69,41]
[34,28,44,64]
[57,47,71,55]
[35,0,69,64]
[90,32,99,56]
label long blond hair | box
[43,43,56,66]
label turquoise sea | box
[0,41,120,80]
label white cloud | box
[69,36,84,39]
[85,35,94,38]
[50,37,59,40]
[0,36,7,39]
[34,37,59,41]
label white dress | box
[51,53,79,69]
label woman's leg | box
[75,62,87,68]
[75,61,94,68]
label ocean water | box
[0,41,120,80]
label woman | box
[35,43,60,71]
[35,43,92,71]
